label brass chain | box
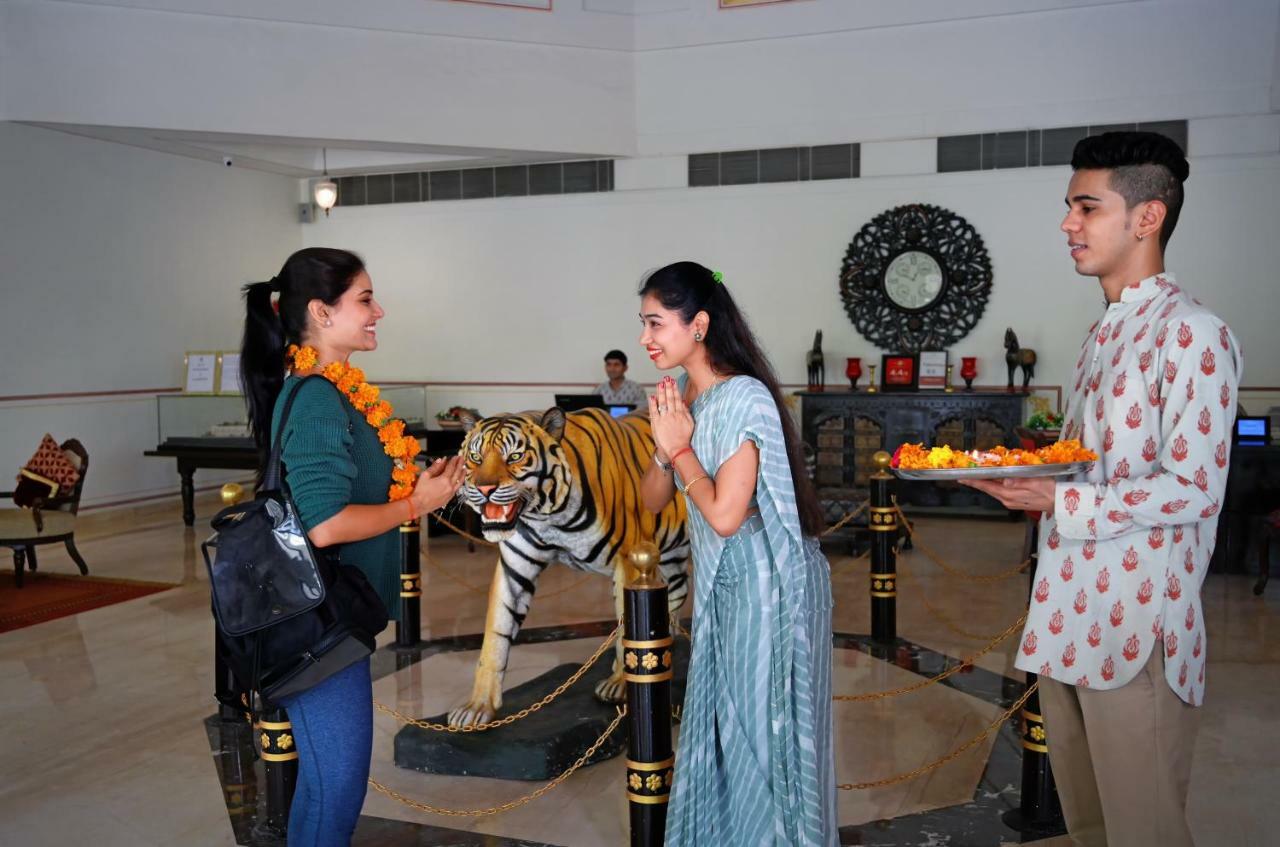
[373,623,621,732]
[832,609,1027,702]
[896,558,1023,642]
[895,504,1030,583]
[427,511,498,548]
[367,706,627,816]
[821,501,869,536]
[838,681,1038,790]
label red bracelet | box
[404,498,417,523]
[670,446,695,465]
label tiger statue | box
[446,406,690,729]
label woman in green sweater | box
[240,247,463,846]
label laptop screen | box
[1235,416,1270,442]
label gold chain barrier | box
[373,623,621,732]
[821,501,869,536]
[894,504,1030,583]
[368,706,627,817]
[838,681,1038,790]
[832,609,1027,702]
[896,558,1023,642]
[428,511,499,547]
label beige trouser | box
[1037,646,1201,847]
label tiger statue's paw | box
[447,699,498,729]
[594,672,627,704]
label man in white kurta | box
[968,131,1241,847]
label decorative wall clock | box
[839,204,993,352]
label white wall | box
[0,122,300,506]
[300,151,1280,419]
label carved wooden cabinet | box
[797,390,1026,513]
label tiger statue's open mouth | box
[479,498,524,533]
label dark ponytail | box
[240,248,366,467]
[639,261,825,537]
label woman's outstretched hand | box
[412,455,466,514]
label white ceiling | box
[21,123,593,177]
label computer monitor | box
[608,404,636,418]
[1235,415,1271,445]
[554,394,606,413]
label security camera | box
[222,156,233,168]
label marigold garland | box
[892,439,1096,471]
[287,344,421,501]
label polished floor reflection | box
[1,492,1276,846]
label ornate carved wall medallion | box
[839,204,993,352]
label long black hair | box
[240,247,366,464]
[639,261,825,537]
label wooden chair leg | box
[25,545,37,572]
[65,538,89,575]
[13,547,25,588]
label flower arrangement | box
[1027,410,1065,431]
[892,439,1096,470]
[286,345,421,501]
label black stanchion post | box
[868,451,898,643]
[623,542,674,847]
[257,707,298,838]
[1003,518,1064,834]
[397,518,422,648]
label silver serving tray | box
[892,461,1093,481]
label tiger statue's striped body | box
[447,407,690,729]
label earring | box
[1137,234,1145,241]
[323,319,332,327]
[694,332,703,342]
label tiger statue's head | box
[457,408,574,542]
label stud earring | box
[694,332,703,342]
[1137,234,1144,241]
[323,319,332,327]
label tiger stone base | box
[397,639,689,780]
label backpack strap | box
[261,375,331,492]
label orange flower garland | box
[286,344,421,501]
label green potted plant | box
[1026,410,1064,439]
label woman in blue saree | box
[638,261,837,846]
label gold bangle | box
[678,474,710,495]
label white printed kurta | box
[1015,273,1242,705]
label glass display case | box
[156,394,253,448]
[155,386,427,448]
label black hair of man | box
[1071,131,1189,251]
[604,349,628,366]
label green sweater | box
[271,375,401,620]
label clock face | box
[883,250,944,311]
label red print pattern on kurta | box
[1017,274,1242,706]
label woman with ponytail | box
[638,261,836,845]
[239,247,464,845]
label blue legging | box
[279,658,372,846]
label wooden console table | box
[797,390,1026,514]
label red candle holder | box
[960,356,978,390]
[845,357,863,391]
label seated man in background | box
[594,349,647,407]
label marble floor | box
[1,493,1276,846]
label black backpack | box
[203,376,388,705]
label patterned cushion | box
[23,434,80,495]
